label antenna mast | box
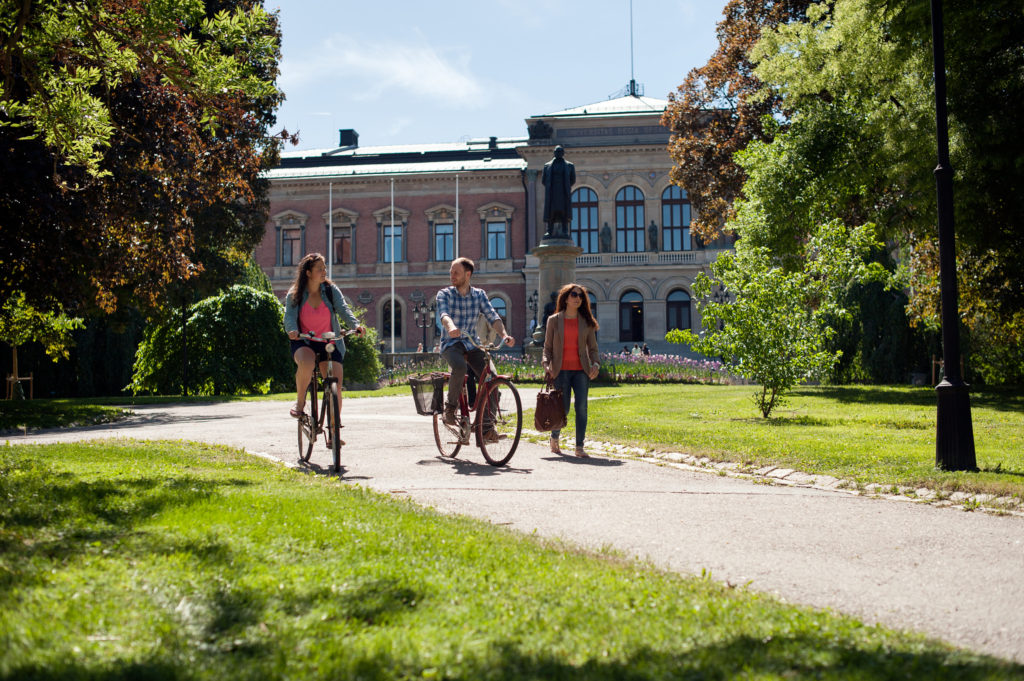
[630,0,635,89]
[628,0,640,96]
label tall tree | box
[742,0,1024,383]
[0,0,286,317]
[661,0,811,243]
[884,0,1024,384]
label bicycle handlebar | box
[456,334,511,353]
[297,329,360,343]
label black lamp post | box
[413,302,433,352]
[929,0,975,471]
[711,286,728,332]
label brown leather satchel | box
[534,380,566,432]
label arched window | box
[666,289,691,332]
[570,187,599,253]
[587,292,599,338]
[382,300,402,338]
[490,297,507,325]
[615,186,645,253]
[618,290,644,342]
[661,186,691,252]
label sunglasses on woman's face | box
[568,291,583,298]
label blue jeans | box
[551,370,590,447]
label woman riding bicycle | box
[283,253,365,418]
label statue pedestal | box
[531,237,583,345]
[524,344,543,364]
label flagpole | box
[454,174,460,257]
[390,178,396,353]
[327,182,333,280]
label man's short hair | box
[452,257,475,274]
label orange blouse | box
[561,317,583,371]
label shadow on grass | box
[796,386,938,408]
[980,466,1024,479]
[0,456,251,592]
[4,632,1018,680]
[800,385,1024,414]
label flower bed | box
[381,351,730,386]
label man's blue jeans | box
[551,370,590,447]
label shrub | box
[129,285,292,395]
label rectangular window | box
[571,192,599,254]
[333,232,351,265]
[434,223,454,261]
[662,201,691,252]
[282,228,300,266]
[487,222,507,259]
[616,204,643,252]
[384,225,403,263]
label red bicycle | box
[432,337,523,466]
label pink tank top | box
[299,300,332,336]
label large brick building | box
[257,94,732,353]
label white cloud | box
[280,34,486,108]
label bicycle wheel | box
[433,411,463,458]
[478,378,522,466]
[297,380,316,461]
[325,380,342,472]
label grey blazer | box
[542,312,599,378]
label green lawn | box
[6,383,1023,503]
[1,440,1019,680]
[0,387,409,432]
[553,384,1024,501]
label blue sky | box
[267,0,729,150]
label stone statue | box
[600,223,612,253]
[541,145,575,239]
[648,220,659,252]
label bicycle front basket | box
[408,372,447,416]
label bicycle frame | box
[296,330,357,470]
[451,338,511,440]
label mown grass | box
[0,400,131,432]
[552,384,1024,499]
[2,440,1020,679]
[0,387,409,432]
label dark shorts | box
[290,339,343,363]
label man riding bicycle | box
[436,257,515,428]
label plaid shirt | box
[436,285,500,351]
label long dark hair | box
[555,283,599,330]
[288,253,332,306]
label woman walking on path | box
[283,253,364,418]
[542,283,600,458]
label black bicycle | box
[296,330,356,472]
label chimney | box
[488,136,498,150]
[338,129,359,148]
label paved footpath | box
[6,395,1023,663]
